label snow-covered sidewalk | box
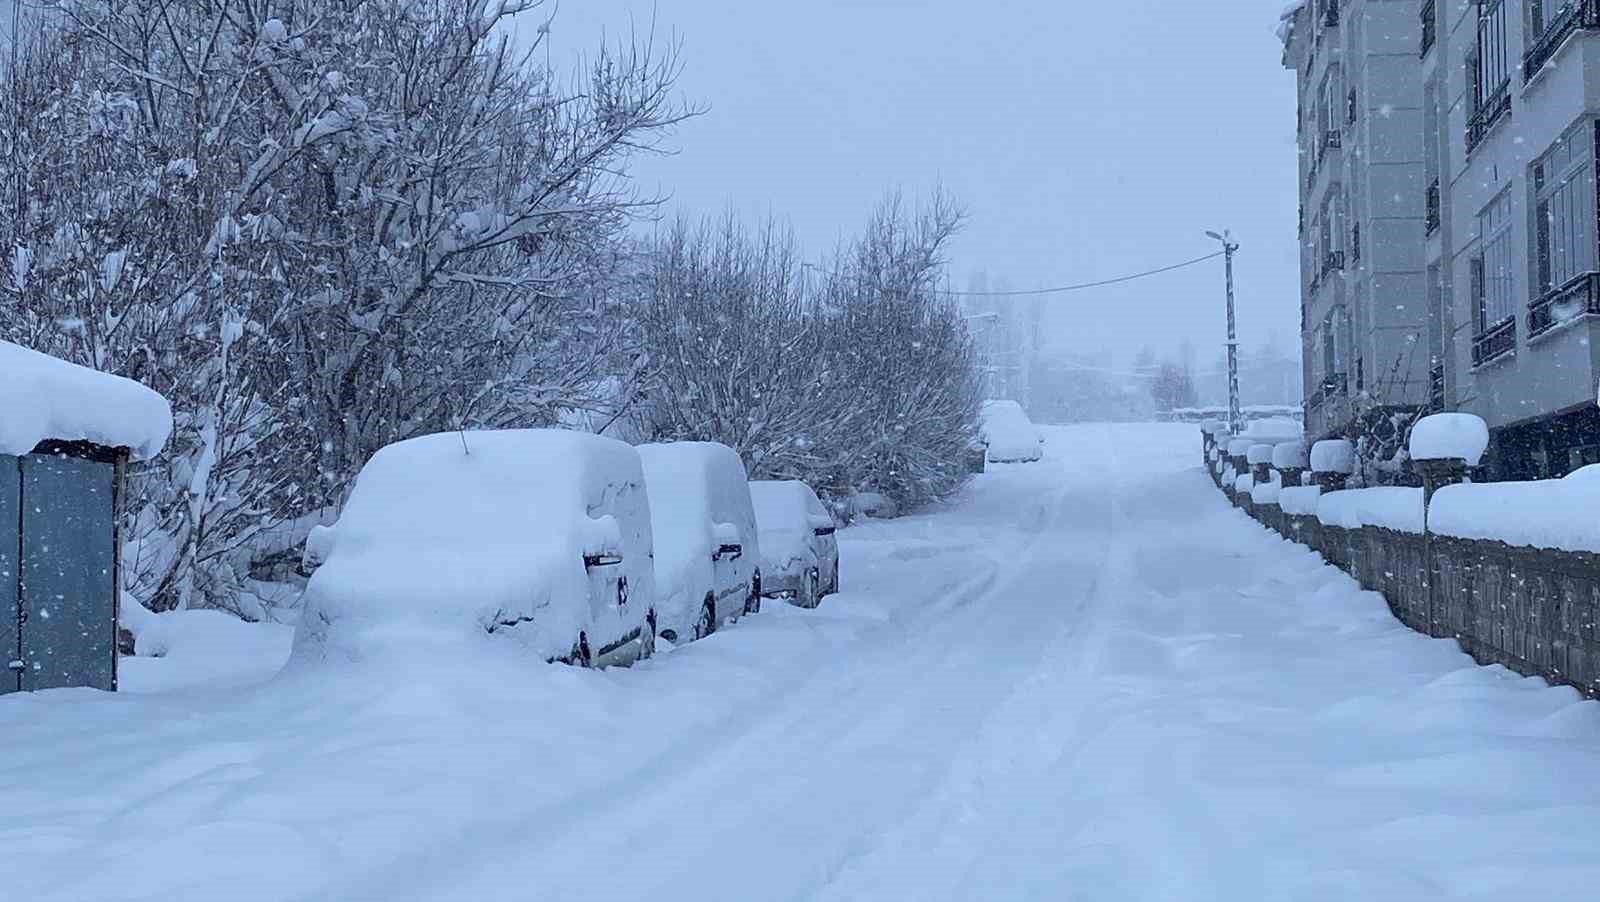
[4,423,1598,900]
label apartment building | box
[1282,0,1433,444]
[1424,0,1600,479]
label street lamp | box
[1206,230,1243,436]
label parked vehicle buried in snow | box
[749,480,840,609]
[637,442,763,645]
[292,429,658,669]
[979,400,1043,463]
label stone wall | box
[1228,462,1600,698]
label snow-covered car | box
[979,400,1043,463]
[637,442,762,644]
[293,429,657,669]
[749,480,839,609]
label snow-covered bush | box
[1,2,689,617]
[636,194,982,515]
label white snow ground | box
[5,423,1599,900]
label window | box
[1351,220,1361,264]
[1318,65,1344,151]
[1532,124,1596,297]
[1474,191,1515,332]
[1468,1,1511,149]
[1318,188,1346,272]
[1477,1,1510,99]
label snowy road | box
[6,423,1599,900]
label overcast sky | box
[535,0,1302,368]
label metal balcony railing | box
[1472,316,1517,367]
[1425,179,1441,235]
[1322,249,1345,277]
[1466,82,1511,152]
[1524,1,1600,82]
[1528,271,1600,338]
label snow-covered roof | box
[0,340,173,460]
[1409,413,1490,466]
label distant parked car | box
[292,429,657,670]
[637,442,762,645]
[980,400,1043,463]
[749,480,839,609]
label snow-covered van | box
[749,480,839,609]
[980,400,1043,463]
[292,429,657,669]
[637,442,762,644]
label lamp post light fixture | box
[1206,230,1243,436]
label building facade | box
[1285,0,1600,480]
[1283,0,1433,446]
[1427,0,1600,479]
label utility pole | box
[1206,230,1243,436]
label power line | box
[940,250,1226,297]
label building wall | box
[1288,0,1431,442]
[1443,3,1600,437]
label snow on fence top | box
[1278,485,1321,515]
[1310,439,1355,475]
[1409,412,1490,466]
[1316,487,1424,533]
[1244,416,1302,445]
[1234,473,1254,494]
[1200,419,1225,436]
[1227,438,1253,458]
[1251,472,1282,505]
[1272,441,1309,470]
[1429,466,1600,553]
[0,340,173,460]
[1247,443,1275,466]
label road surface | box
[5,423,1598,900]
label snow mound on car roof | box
[293,429,650,665]
[638,442,757,631]
[750,480,832,579]
[981,400,1041,462]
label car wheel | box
[638,609,658,661]
[745,571,762,615]
[800,567,821,609]
[693,595,717,641]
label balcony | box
[1528,271,1600,338]
[1421,0,1436,57]
[1318,128,1342,168]
[1322,249,1345,277]
[1524,1,1600,82]
[1466,82,1511,153]
[1472,316,1517,367]
[1424,179,1441,236]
